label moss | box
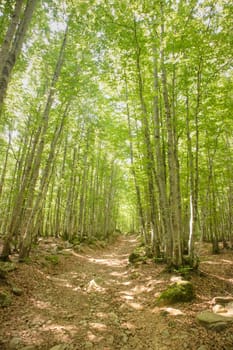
[174,265,193,279]
[45,254,59,265]
[128,245,148,264]
[128,251,141,263]
[157,280,195,305]
[154,257,166,264]
[0,261,16,273]
[0,289,12,307]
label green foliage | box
[154,257,166,264]
[173,266,193,279]
[44,255,59,265]
[128,251,141,264]
[0,262,16,273]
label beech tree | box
[0,0,38,112]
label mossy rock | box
[128,246,147,264]
[128,251,141,263]
[45,254,59,265]
[0,289,12,307]
[157,280,195,305]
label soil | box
[0,235,233,350]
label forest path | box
[1,235,233,349]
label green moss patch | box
[0,261,16,273]
[128,249,147,264]
[0,289,12,307]
[157,280,195,305]
[44,254,59,265]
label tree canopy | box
[0,0,232,266]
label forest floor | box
[0,235,233,350]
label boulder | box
[157,280,195,305]
[197,311,233,332]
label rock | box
[157,280,195,305]
[0,289,12,307]
[20,346,37,350]
[9,337,23,349]
[213,304,226,313]
[197,311,233,331]
[212,296,233,305]
[12,287,23,296]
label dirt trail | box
[1,235,233,349]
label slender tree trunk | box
[133,19,160,256]
[160,8,182,266]
[1,23,68,261]
[0,133,11,200]
[152,44,173,263]
[18,104,68,259]
[0,0,24,76]
[124,73,146,240]
[0,0,38,111]
[185,92,196,265]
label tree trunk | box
[152,44,172,264]
[133,19,160,256]
[160,8,182,266]
[1,23,68,261]
[124,72,146,241]
[0,0,38,111]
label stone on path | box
[212,296,233,305]
[196,310,233,331]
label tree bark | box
[0,0,38,111]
